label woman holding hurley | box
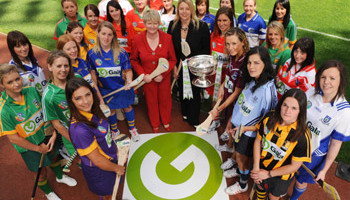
[130,10,176,133]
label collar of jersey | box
[275,120,297,134]
[79,110,93,121]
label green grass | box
[0,0,349,164]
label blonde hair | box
[93,21,121,63]
[143,9,161,25]
[225,27,250,55]
[0,64,19,84]
[56,34,81,58]
[243,0,256,5]
[171,0,200,31]
[265,21,286,54]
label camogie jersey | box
[98,0,133,20]
[0,87,45,153]
[80,43,90,61]
[306,93,350,156]
[238,12,266,48]
[268,16,297,45]
[256,112,311,180]
[159,6,176,33]
[125,7,149,34]
[69,111,117,167]
[231,79,278,137]
[223,55,244,99]
[149,0,163,10]
[261,41,291,71]
[277,59,316,99]
[10,59,47,95]
[201,13,216,33]
[84,23,97,48]
[72,58,94,88]
[112,19,135,53]
[53,13,87,40]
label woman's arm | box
[7,133,50,153]
[316,139,343,181]
[253,159,303,181]
[251,136,262,183]
[86,148,125,175]
[51,119,71,142]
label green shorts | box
[62,136,76,156]
[20,141,59,172]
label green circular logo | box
[126,133,222,200]
[237,93,244,105]
[277,81,285,94]
[97,68,108,78]
[262,137,270,150]
[24,120,36,132]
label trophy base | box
[192,78,214,88]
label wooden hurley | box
[234,124,244,143]
[134,58,169,90]
[103,74,145,99]
[112,134,131,200]
[196,98,222,136]
[171,60,183,91]
[301,164,341,200]
[100,104,111,117]
[181,40,191,57]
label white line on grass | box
[207,6,350,42]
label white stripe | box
[205,7,350,42]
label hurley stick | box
[171,60,183,91]
[249,183,256,200]
[100,104,111,118]
[234,124,244,143]
[134,58,169,90]
[301,164,341,200]
[196,98,222,136]
[112,134,131,200]
[102,74,145,99]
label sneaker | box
[133,95,139,105]
[223,167,240,178]
[220,131,230,141]
[208,120,220,132]
[220,158,236,170]
[111,129,121,141]
[129,128,140,142]
[56,174,77,187]
[46,192,61,200]
[215,144,234,153]
[225,182,248,195]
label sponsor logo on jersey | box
[262,136,286,160]
[63,110,71,121]
[89,39,95,44]
[282,71,288,78]
[22,111,44,134]
[212,42,216,49]
[321,115,331,125]
[307,121,320,136]
[115,60,120,65]
[16,113,25,122]
[97,67,121,78]
[59,101,68,109]
[248,28,254,33]
[133,22,137,27]
[277,81,286,94]
[28,74,35,82]
[307,100,312,109]
[232,71,238,80]
[238,93,253,116]
[98,126,107,134]
[295,79,299,86]
[35,83,42,92]
[95,59,103,66]
[32,99,40,109]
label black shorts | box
[259,177,293,197]
[234,133,255,157]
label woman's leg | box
[290,181,308,200]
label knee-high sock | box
[256,186,267,200]
[108,114,118,132]
[239,168,250,189]
[38,178,53,194]
[124,109,135,130]
[290,184,307,200]
[49,161,63,179]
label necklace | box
[181,27,188,31]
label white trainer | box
[215,144,234,153]
[220,158,236,170]
[129,128,140,142]
[225,182,248,195]
[56,174,77,187]
[223,167,240,178]
[45,192,61,200]
[220,131,230,141]
[208,120,220,132]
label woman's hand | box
[209,107,220,119]
[173,68,179,80]
[251,169,269,183]
[46,131,57,152]
[37,143,50,154]
[115,165,126,176]
[154,75,163,83]
[251,168,262,184]
[226,122,236,138]
[315,169,326,182]
[144,74,152,83]
[217,86,224,100]
[125,79,132,90]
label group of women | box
[0,0,349,199]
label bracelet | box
[268,170,272,178]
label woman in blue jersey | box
[222,46,278,195]
[0,63,76,200]
[219,0,237,27]
[195,0,215,32]
[87,21,140,142]
[7,30,48,95]
[290,60,350,200]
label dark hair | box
[315,60,347,102]
[242,46,275,92]
[84,4,99,17]
[7,30,40,72]
[106,0,127,37]
[47,50,74,80]
[225,27,250,58]
[267,88,307,142]
[288,37,315,72]
[66,77,106,128]
[66,21,89,53]
[213,7,234,37]
[196,0,209,15]
[220,0,235,18]
[270,0,290,29]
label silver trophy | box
[187,55,217,88]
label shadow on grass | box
[24,1,41,22]
[0,1,10,19]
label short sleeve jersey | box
[159,6,176,33]
[231,79,278,137]
[202,13,216,33]
[277,59,316,99]
[256,112,311,180]
[238,12,266,48]
[84,23,98,48]
[261,41,291,71]
[42,81,70,129]
[87,48,131,96]
[112,19,135,53]
[223,55,245,99]
[69,111,117,167]
[149,0,163,10]
[306,93,350,156]
[53,13,87,40]
[10,59,47,95]
[0,87,45,153]
[125,7,149,34]
[72,58,95,88]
